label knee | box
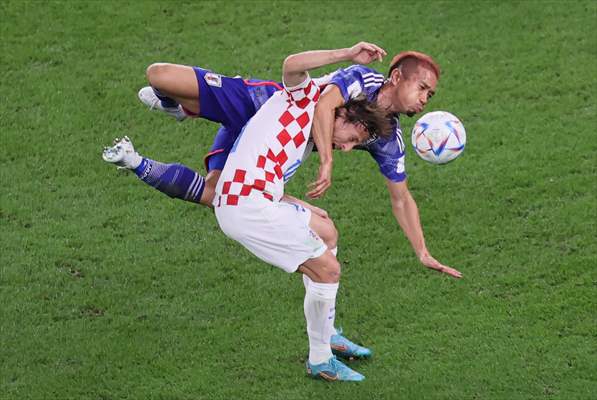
[146,63,171,88]
[321,257,341,283]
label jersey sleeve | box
[283,73,320,105]
[328,65,385,102]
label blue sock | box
[153,87,179,109]
[134,158,205,204]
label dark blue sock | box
[153,87,179,109]
[134,158,205,204]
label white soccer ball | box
[411,111,466,164]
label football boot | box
[306,356,365,382]
[138,86,187,121]
[331,329,373,360]
[102,136,142,169]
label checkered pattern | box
[217,79,320,207]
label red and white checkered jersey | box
[214,75,320,206]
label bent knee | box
[322,257,341,283]
[146,63,173,88]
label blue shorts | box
[193,67,282,172]
[204,125,237,172]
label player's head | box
[332,96,392,152]
[383,51,440,117]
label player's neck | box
[376,84,395,114]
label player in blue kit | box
[135,43,462,279]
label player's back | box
[214,77,320,206]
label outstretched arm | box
[283,41,386,87]
[386,179,462,278]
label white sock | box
[303,273,338,337]
[304,281,339,365]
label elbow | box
[283,55,298,75]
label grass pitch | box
[1,1,596,399]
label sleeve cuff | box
[283,73,312,92]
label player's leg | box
[102,136,212,206]
[102,123,238,207]
[214,201,363,381]
[302,210,337,291]
[299,255,364,381]
[302,212,372,361]
[145,63,201,115]
[141,64,258,131]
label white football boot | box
[138,86,187,121]
[102,136,142,170]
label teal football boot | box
[306,356,365,382]
[331,329,373,360]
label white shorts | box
[214,199,328,273]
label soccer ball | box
[411,111,466,164]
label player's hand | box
[346,42,387,65]
[307,162,333,199]
[419,252,462,279]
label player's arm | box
[386,179,463,279]
[282,42,386,88]
[306,85,345,199]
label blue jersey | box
[326,65,406,182]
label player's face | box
[390,66,437,116]
[332,117,369,152]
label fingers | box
[358,42,387,61]
[434,265,462,279]
[307,180,331,199]
[351,42,387,63]
[367,43,387,61]
[442,267,463,279]
[307,186,327,199]
[357,41,386,55]
[422,256,463,279]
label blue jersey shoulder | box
[328,65,386,102]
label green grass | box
[1,1,596,399]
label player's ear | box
[391,68,402,85]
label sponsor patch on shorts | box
[204,72,222,87]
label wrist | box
[336,48,351,62]
[416,248,429,260]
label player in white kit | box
[103,43,391,381]
[213,47,387,381]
